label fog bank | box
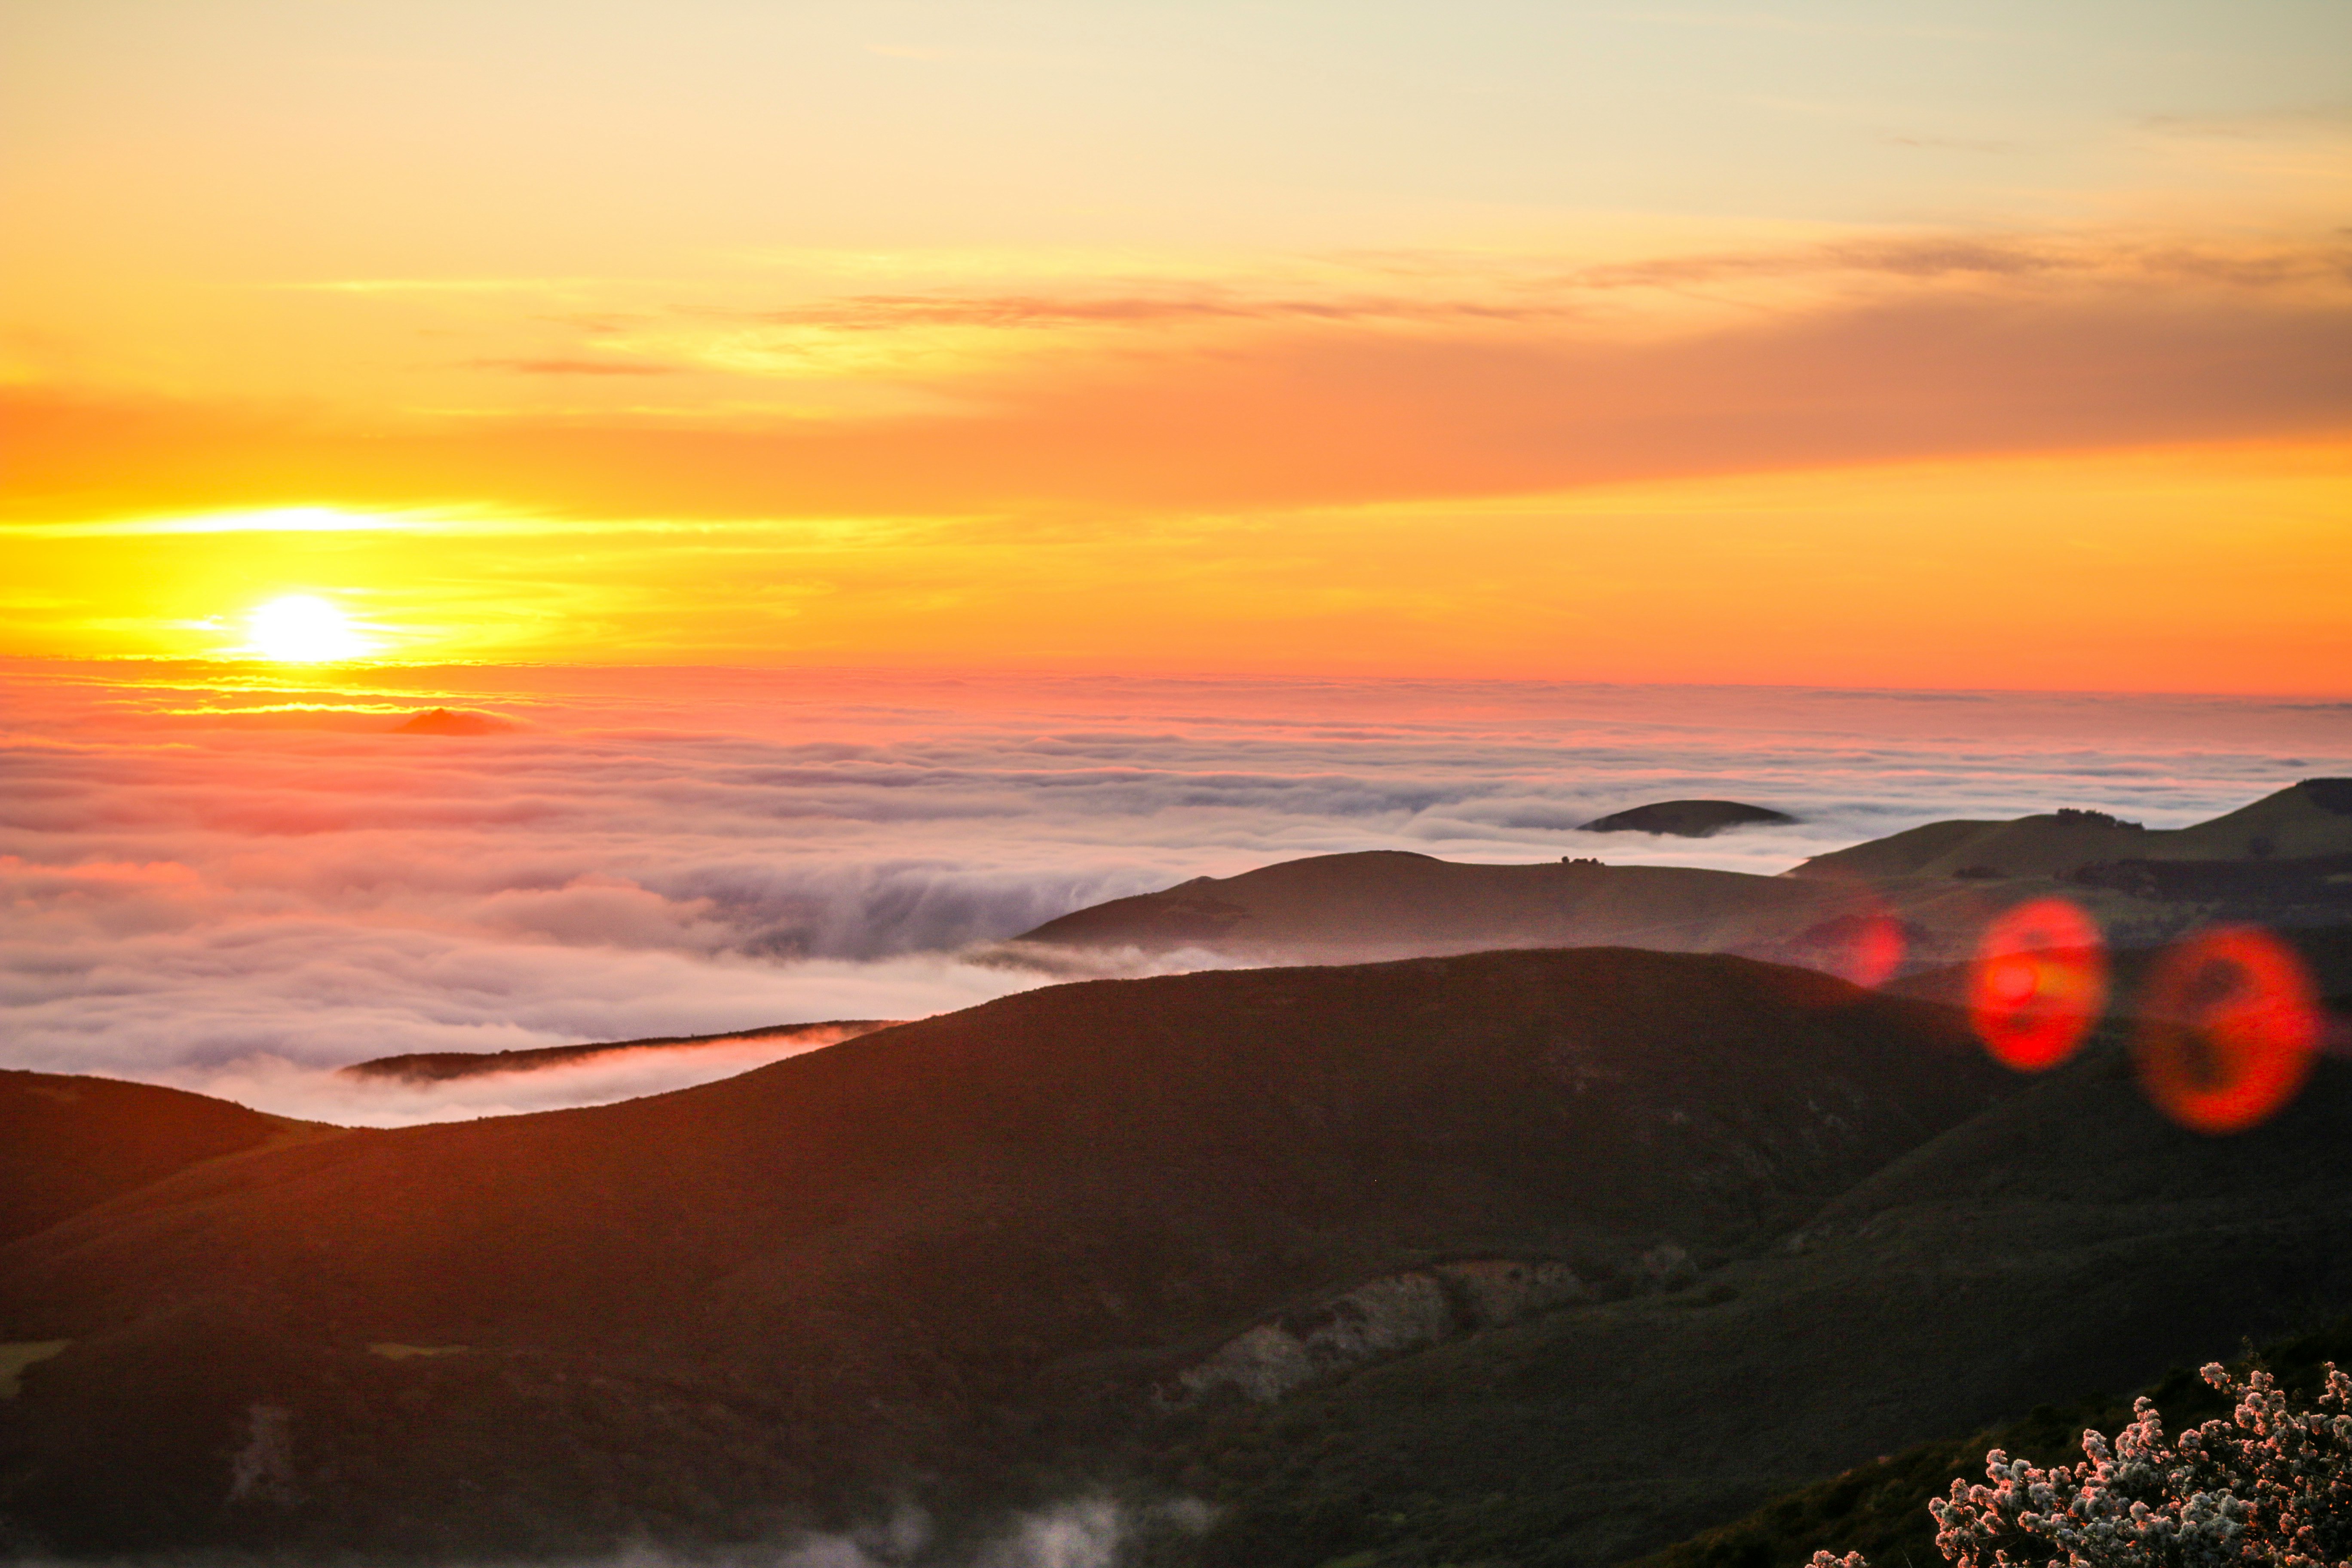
[5,661,2340,1123]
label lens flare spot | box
[1845,913,1908,989]
[2135,927,2320,1135]
[1967,897,2109,1072]
[246,596,371,662]
[1791,902,1910,989]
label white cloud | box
[5,660,2343,1124]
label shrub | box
[2053,809,2144,830]
[1813,1362,2352,1568]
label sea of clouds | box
[4,658,2343,1124]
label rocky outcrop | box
[1163,1258,1589,1406]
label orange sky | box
[4,1,2349,691]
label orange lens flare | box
[2134,927,2321,1135]
[1844,913,1908,990]
[1800,897,1909,989]
[1967,898,2110,1072]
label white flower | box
[1837,1361,2351,1568]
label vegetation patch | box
[1630,1317,2352,1568]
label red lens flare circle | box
[2135,928,2321,1135]
[1967,898,2110,1072]
[1843,912,1908,991]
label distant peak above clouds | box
[1577,800,1799,837]
[1018,782,2352,982]
[1790,779,2352,882]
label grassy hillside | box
[0,949,2007,1557]
[0,1070,337,1248]
[1012,785,2352,984]
[4,947,2344,1562]
[1011,851,2183,980]
[1788,780,2352,882]
[1136,1038,2352,1568]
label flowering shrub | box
[1813,1362,2352,1568]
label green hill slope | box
[1012,783,2352,983]
[0,949,2006,1558]
[1146,1038,2352,1568]
[0,1070,337,1249]
[1012,851,2179,976]
[5,949,2343,1564]
[1787,780,2352,882]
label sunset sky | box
[5,0,2349,689]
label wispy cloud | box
[11,249,2349,522]
[472,357,679,377]
[729,291,1561,332]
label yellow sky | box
[4,1,2349,690]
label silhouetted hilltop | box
[1012,849,2156,975]
[1019,850,1855,959]
[0,947,2009,1557]
[1015,784,2352,976]
[390,707,510,735]
[1579,799,1798,836]
[342,1019,897,1083]
[1788,779,2352,882]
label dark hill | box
[1018,851,1859,959]
[0,1071,336,1249]
[1157,1035,2352,1568]
[342,1018,897,1083]
[1010,849,2171,976]
[0,948,2012,1557]
[1015,784,2352,977]
[1578,800,1798,837]
[1789,779,2352,882]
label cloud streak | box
[473,358,680,377]
[9,233,2349,522]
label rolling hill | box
[1,947,2012,1558]
[1151,1029,2352,1567]
[0,1072,337,1250]
[1786,777,2352,882]
[2,943,2345,1564]
[1012,783,2352,977]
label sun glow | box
[245,596,372,662]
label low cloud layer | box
[4,661,2343,1124]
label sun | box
[245,595,373,662]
